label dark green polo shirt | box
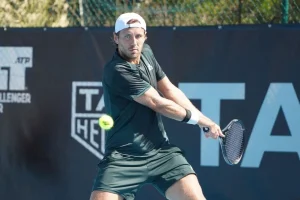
[103,44,169,156]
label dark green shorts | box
[92,145,196,200]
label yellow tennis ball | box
[99,114,114,130]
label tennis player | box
[90,12,224,200]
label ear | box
[144,31,148,41]
[113,32,119,44]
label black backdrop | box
[0,25,300,200]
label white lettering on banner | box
[71,82,106,159]
[0,92,31,103]
[0,47,33,113]
[179,83,245,166]
[79,89,99,111]
[241,83,300,168]
[0,103,3,113]
[90,119,100,148]
[180,82,300,168]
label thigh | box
[90,190,123,200]
[165,174,206,200]
[148,145,197,197]
[92,151,148,200]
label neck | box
[130,56,140,65]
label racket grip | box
[202,127,209,133]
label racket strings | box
[224,122,244,163]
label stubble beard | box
[119,47,141,62]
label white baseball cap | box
[115,12,146,33]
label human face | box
[114,27,147,64]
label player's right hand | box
[204,123,225,139]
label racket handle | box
[202,127,209,133]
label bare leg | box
[90,191,124,200]
[165,174,206,200]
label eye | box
[136,34,142,39]
[124,34,131,39]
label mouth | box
[129,48,138,52]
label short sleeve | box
[105,65,151,100]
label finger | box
[219,129,225,137]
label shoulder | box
[105,61,132,75]
[105,52,133,71]
[104,59,138,81]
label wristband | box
[181,109,191,123]
[182,109,199,125]
[187,110,199,125]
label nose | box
[132,36,138,46]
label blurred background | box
[1,0,300,27]
[0,1,300,200]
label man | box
[90,12,224,200]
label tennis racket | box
[203,119,245,165]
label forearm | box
[163,88,215,127]
[152,97,187,122]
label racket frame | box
[202,119,245,165]
[219,119,245,165]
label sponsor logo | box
[0,47,33,113]
[71,81,106,159]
